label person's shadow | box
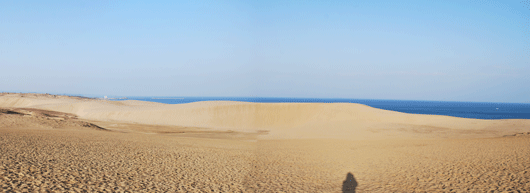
[342,172,358,193]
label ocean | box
[110,97,530,120]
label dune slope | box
[1,94,529,139]
[2,94,530,192]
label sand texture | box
[1,93,530,192]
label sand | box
[1,93,530,192]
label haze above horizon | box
[1,0,529,103]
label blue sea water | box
[111,97,530,120]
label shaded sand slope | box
[1,94,529,139]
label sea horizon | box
[107,96,530,105]
[3,92,529,119]
[103,96,530,120]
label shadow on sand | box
[342,172,358,193]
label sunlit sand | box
[1,93,529,192]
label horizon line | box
[2,91,529,105]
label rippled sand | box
[1,93,530,192]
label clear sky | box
[1,0,529,103]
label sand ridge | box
[0,108,106,131]
[1,93,529,140]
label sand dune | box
[2,93,530,192]
[1,93,529,140]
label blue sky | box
[1,0,529,103]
